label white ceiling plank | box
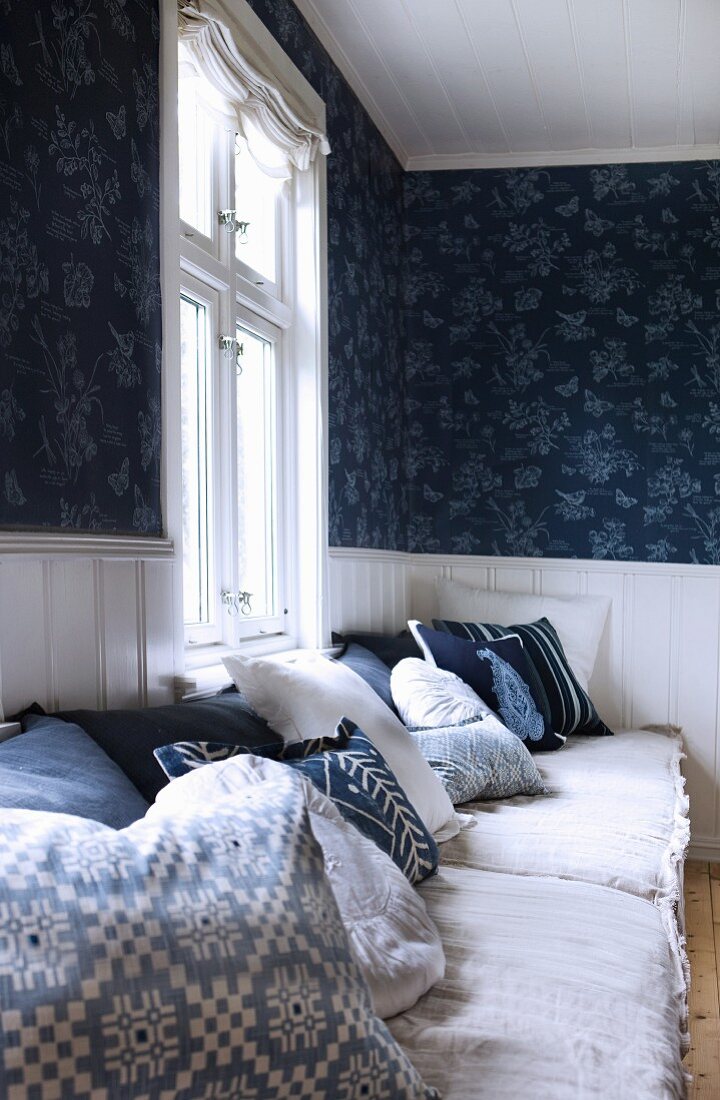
[341,0,473,157]
[626,0,683,148]
[679,0,720,145]
[457,0,551,152]
[514,0,591,150]
[570,0,633,149]
[401,0,511,154]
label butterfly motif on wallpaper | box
[660,391,677,408]
[556,490,587,506]
[616,307,638,327]
[584,389,614,418]
[615,489,638,509]
[131,139,151,197]
[555,376,579,397]
[555,196,579,217]
[4,469,25,507]
[423,310,444,329]
[423,484,443,502]
[584,209,615,236]
[108,457,130,497]
[106,105,126,140]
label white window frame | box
[160,0,328,681]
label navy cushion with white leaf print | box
[433,616,613,738]
[155,720,439,884]
[414,624,564,752]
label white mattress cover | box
[391,867,688,1100]
[442,728,690,1008]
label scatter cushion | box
[222,652,458,840]
[434,616,613,738]
[391,657,496,729]
[336,643,396,711]
[332,630,422,668]
[152,754,446,1019]
[57,693,281,802]
[155,719,439,884]
[411,622,565,753]
[1,715,148,827]
[435,577,610,690]
[0,774,440,1100]
[408,717,548,804]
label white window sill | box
[176,640,342,701]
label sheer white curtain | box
[178,0,330,179]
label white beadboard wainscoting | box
[329,546,720,859]
[0,535,176,718]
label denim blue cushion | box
[154,720,439,883]
[335,642,396,711]
[415,624,565,752]
[0,771,439,1099]
[1,715,148,827]
[408,717,548,804]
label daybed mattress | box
[391,867,687,1100]
[442,729,688,905]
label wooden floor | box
[685,861,720,1097]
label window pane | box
[180,296,211,626]
[178,70,213,237]
[235,142,279,283]
[236,326,276,620]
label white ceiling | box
[291,0,720,170]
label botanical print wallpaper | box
[245,0,408,551]
[0,0,161,533]
[404,162,720,564]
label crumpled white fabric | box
[391,656,498,729]
[152,753,446,1018]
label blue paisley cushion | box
[408,716,548,804]
[155,720,439,884]
[0,773,439,1100]
[433,616,613,738]
[414,624,565,752]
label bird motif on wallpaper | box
[475,648,545,742]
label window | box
[166,1,328,671]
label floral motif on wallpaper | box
[246,0,407,551]
[0,0,161,532]
[404,162,720,564]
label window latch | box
[221,589,253,616]
[217,210,250,243]
[218,335,244,374]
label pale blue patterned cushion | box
[0,773,439,1100]
[408,717,548,804]
[154,720,439,884]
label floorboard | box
[686,860,720,1098]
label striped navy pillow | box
[432,616,613,739]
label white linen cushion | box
[435,576,610,689]
[222,652,458,840]
[152,753,446,1019]
[391,657,496,729]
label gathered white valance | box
[178,0,330,179]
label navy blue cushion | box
[433,616,613,738]
[4,715,149,827]
[335,643,396,711]
[57,694,280,803]
[332,630,421,668]
[154,720,439,884]
[415,624,565,752]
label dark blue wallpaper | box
[404,162,720,563]
[0,0,161,533]
[245,0,408,551]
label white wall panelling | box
[328,546,720,857]
[0,537,175,717]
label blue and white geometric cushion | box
[0,775,440,1100]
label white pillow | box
[391,657,497,729]
[222,652,458,840]
[152,754,446,1018]
[435,576,610,690]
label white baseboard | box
[689,839,720,862]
